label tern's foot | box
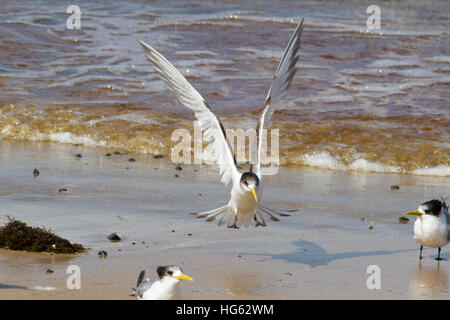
[435,257,445,261]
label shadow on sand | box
[245,239,415,267]
[0,283,27,290]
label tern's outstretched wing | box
[255,19,304,177]
[139,41,240,185]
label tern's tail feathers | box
[253,205,294,226]
[191,205,237,228]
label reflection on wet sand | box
[409,262,448,299]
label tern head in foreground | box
[139,18,304,228]
[133,265,193,300]
[404,199,449,261]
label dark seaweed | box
[0,218,84,254]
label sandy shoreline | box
[0,140,449,299]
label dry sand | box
[0,140,449,299]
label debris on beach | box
[33,169,39,177]
[46,269,54,274]
[113,151,121,155]
[153,155,163,159]
[98,250,107,258]
[390,185,400,190]
[0,218,85,254]
[175,166,183,171]
[107,233,121,242]
[399,216,409,224]
[128,157,136,162]
[74,153,82,158]
[58,188,68,194]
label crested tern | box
[404,199,449,260]
[139,19,304,228]
[133,265,193,300]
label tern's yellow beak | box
[176,273,193,282]
[404,210,423,216]
[250,187,258,202]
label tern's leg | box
[419,245,423,260]
[435,247,443,261]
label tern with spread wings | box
[139,19,304,228]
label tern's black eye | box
[424,210,430,214]
[167,270,173,275]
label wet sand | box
[0,140,449,299]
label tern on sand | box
[404,199,449,260]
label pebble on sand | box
[107,233,121,242]
[46,269,54,274]
[74,153,82,158]
[33,169,40,177]
[128,158,136,162]
[153,155,164,159]
[58,188,68,194]
[390,185,400,190]
[399,216,409,224]
[175,166,183,171]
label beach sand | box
[0,140,448,299]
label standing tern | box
[133,266,193,300]
[139,19,304,228]
[404,199,449,260]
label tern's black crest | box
[156,266,167,279]
[156,265,180,279]
[421,199,443,216]
[240,172,259,186]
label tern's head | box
[156,265,193,283]
[240,172,259,202]
[404,199,446,217]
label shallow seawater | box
[0,0,449,175]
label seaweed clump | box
[0,218,85,254]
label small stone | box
[390,185,400,190]
[33,169,40,177]
[187,233,192,237]
[174,174,179,178]
[171,230,175,233]
[74,153,82,158]
[368,225,374,231]
[105,153,112,157]
[113,151,121,155]
[153,155,163,159]
[58,188,68,194]
[98,250,107,258]
[132,242,136,245]
[198,193,202,196]
[46,269,54,274]
[399,216,409,224]
[128,158,136,162]
[107,233,121,241]
[193,167,199,172]
[175,166,182,171]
